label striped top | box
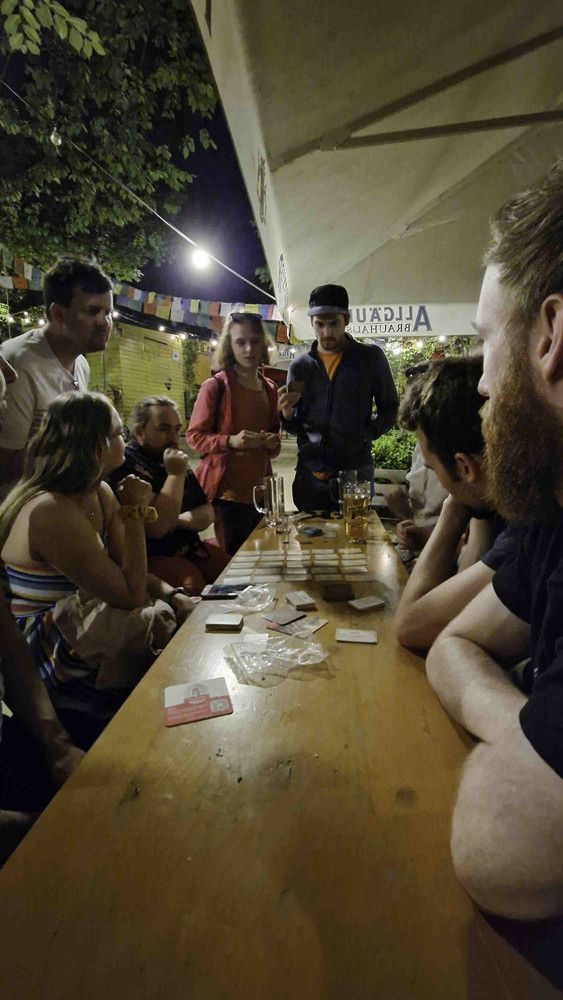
[1,562,118,719]
[1,562,76,619]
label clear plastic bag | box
[220,584,276,614]
[224,635,328,686]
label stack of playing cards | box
[285,590,317,611]
[205,613,244,633]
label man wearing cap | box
[278,283,399,511]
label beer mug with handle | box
[253,475,285,527]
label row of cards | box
[225,547,371,584]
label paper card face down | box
[164,677,233,727]
[335,627,378,644]
[348,595,386,611]
[267,606,307,626]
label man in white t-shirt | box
[0,257,113,496]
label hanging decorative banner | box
[0,246,283,325]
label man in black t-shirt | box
[108,396,229,595]
[395,356,515,651]
[426,162,563,922]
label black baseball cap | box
[307,283,349,316]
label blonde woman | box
[187,312,281,554]
[0,392,193,749]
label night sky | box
[141,104,272,306]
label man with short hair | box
[0,257,113,496]
[278,284,398,511]
[108,396,228,595]
[0,354,83,863]
[426,161,563,920]
[394,356,517,650]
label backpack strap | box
[212,374,226,433]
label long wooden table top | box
[0,516,558,999]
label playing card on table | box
[268,615,329,638]
[164,677,233,727]
[335,627,378,644]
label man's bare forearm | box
[177,503,214,533]
[426,635,526,743]
[395,498,470,647]
[145,473,186,538]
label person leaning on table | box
[186,311,281,556]
[394,355,519,652]
[424,160,563,921]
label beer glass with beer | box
[343,480,370,542]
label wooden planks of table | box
[0,515,558,999]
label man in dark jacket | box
[278,283,399,510]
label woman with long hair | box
[0,391,192,749]
[187,312,281,555]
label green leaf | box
[70,16,87,31]
[90,34,105,55]
[54,11,67,38]
[35,3,52,27]
[0,0,18,15]
[26,39,40,54]
[23,22,41,42]
[4,11,20,32]
[8,29,24,48]
[20,5,39,28]
[69,26,82,51]
[82,36,92,58]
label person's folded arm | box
[177,502,214,532]
[396,497,479,648]
[457,517,502,572]
[29,493,148,610]
[143,449,189,538]
[426,583,530,743]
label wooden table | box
[0,516,558,999]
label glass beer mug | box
[343,480,370,542]
[253,475,285,528]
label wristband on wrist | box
[168,587,189,602]
[118,504,158,523]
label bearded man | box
[426,161,563,921]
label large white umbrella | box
[190,1,563,339]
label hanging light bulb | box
[38,317,45,326]
[415,339,424,349]
[158,325,165,332]
[112,309,119,319]
[50,126,62,148]
[210,338,217,348]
